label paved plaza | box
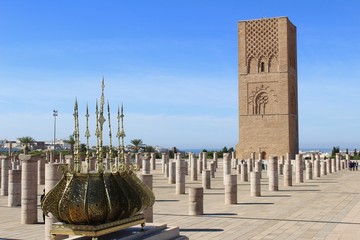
[1,159,360,239]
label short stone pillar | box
[176,159,185,194]
[202,170,211,189]
[321,160,327,176]
[65,155,74,171]
[161,153,166,174]
[150,152,156,170]
[240,163,248,182]
[278,156,284,175]
[197,157,203,175]
[138,174,153,223]
[284,158,292,187]
[268,156,278,191]
[250,171,261,197]
[1,156,10,196]
[223,153,231,183]
[38,157,45,185]
[331,158,336,173]
[142,154,151,174]
[224,174,237,204]
[190,155,197,181]
[314,159,321,178]
[247,159,253,173]
[8,169,21,206]
[164,163,169,178]
[213,152,218,169]
[20,154,38,224]
[327,158,332,174]
[345,154,350,169]
[168,161,176,184]
[45,162,68,240]
[254,160,262,179]
[306,161,313,180]
[335,154,340,172]
[135,153,142,169]
[189,187,203,215]
[202,152,207,170]
[295,154,304,183]
[236,164,241,175]
[210,162,216,178]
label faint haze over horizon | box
[0,1,359,150]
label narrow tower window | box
[260,62,265,72]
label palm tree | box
[63,135,75,155]
[130,139,143,153]
[18,136,35,154]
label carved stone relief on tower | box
[248,84,278,115]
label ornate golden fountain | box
[41,80,155,238]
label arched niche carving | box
[248,57,258,73]
[268,55,279,73]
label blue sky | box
[0,1,359,150]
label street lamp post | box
[53,110,58,152]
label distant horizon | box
[1,1,359,149]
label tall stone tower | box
[236,17,298,160]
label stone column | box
[142,154,151,174]
[210,162,216,178]
[150,152,156,170]
[331,158,336,173]
[327,158,332,174]
[59,152,63,163]
[278,156,284,175]
[164,162,169,178]
[335,153,340,172]
[190,156,197,181]
[20,154,38,224]
[202,152,207,170]
[268,156,278,191]
[248,159,253,173]
[240,162,248,182]
[213,152,218,169]
[1,156,10,196]
[189,187,203,215]
[254,160,262,179]
[236,164,241,175]
[65,155,73,171]
[169,161,176,184]
[224,174,237,204]
[135,153,142,169]
[295,154,304,183]
[223,153,231,183]
[202,170,211,189]
[38,157,45,185]
[314,159,320,178]
[161,153,166,174]
[321,160,327,176]
[306,161,312,180]
[45,162,67,240]
[345,154,350,169]
[8,169,21,206]
[176,159,185,194]
[125,153,132,169]
[284,158,292,186]
[138,174,153,223]
[197,156,203,175]
[250,171,261,197]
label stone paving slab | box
[1,160,360,239]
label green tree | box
[63,135,75,155]
[18,136,35,154]
[222,146,228,153]
[228,147,234,152]
[130,139,143,153]
[331,146,340,157]
[145,145,155,153]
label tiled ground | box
[1,160,360,239]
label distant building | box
[236,17,299,160]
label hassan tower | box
[236,17,299,160]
